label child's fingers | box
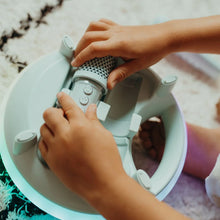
[43,107,67,133]
[139,130,150,140]
[85,104,98,121]
[72,41,111,67]
[74,31,109,58]
[57,92,84,122]
[107,59,142,89]
[40,123,54,140]
[85,20,111,32]
[98,18,117,26]
[38,138,48,160]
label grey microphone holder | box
[0,36,187,219]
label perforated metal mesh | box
[78,56,116,79]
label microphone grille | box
[78,56,116,79]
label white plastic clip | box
[59,35,75,59]
[13,130,37,155]
[136,169,151,190]
[157,75,177,97]
[97,101,111,121]
[128,113,142,138]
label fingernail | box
[91,104,97,112]
[57,92,63,99]
[111,79,118,89]
[71,59,77,67]
[89,104,97,112]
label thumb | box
[107,59,142,90]
[57,92,83,121]
[85,104,98,121]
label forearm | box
[165,15,220,54]
[87,174,190,220]
[72,16,220,88]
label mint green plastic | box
[0,36,187,219]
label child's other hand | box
[38,92,125,200]
[139,118,165,161]
[72,19,171,89]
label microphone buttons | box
[80,96,89,105]
[83,85,93,95]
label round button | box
[16,131,36,142]
[13,130,38,155]
[79,96,89,105]
[83,85,93,95]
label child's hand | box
[139,118,165,161]
[38,92,126,200]
[72,19,171,89]
[38,94,189,220]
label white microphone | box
[38,56,116,166]
[66,56,116,112]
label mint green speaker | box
[0,36,187,219]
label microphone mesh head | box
[78,56,116,79]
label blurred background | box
[0,0,220,219]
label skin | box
[72,19,171,89]
[72,16,220,89]
[184,124,220,179]
[39,15,220,219]
[39,92,189,220]
[139,120,220,180]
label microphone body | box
[68,56,116,112]
[38,56,115,166]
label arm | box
[168,15,220,54]
[72,16,220,89]
[39,92,190,220]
